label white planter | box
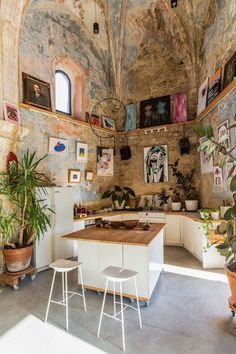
[114,200,125,210]
[185,200,198,211]
[211,211,220,220]
[171,202,181,211]
[163,203,169,212]
[220,206,231,219]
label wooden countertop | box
[62,223,166,246]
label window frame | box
[55,70,72,116]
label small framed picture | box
[85,171,94,181]
[3,100,20,125]
[22,73,52,111]
[90,114,101,127]
[223,52,236,89]
[217,120,230,151]
[102,116,116,130]
[76,142,88,163]
[48,137,69,156]
[68,169,81,183]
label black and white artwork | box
[144,145,168,183]
[223,52,236,89]
[140,96,171,128]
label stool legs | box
[113,282,116,316]
[65,272,69,331]
[134,277,142,329]
[97,279,108,338]
[78,266,87,312]
[120,282,125,352]
[45,270,56,324]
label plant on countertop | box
[157,188,170,206]
[102,185,136,208]
[198,209,212,250]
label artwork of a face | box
[144,145,168,183]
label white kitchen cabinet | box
[77,240,99,288]
[73,220,85,232]
[181,217,193,253]
[192,222,203,262]
[165,215,181,245]
[138,211,165,223]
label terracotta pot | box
[225,265,236,306]
[3,244,33,273]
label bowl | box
[123,220,139,229]
[109,221,123,229]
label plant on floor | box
[102,185,136,209]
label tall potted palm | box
[0,150,52,273]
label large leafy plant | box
[102,185,135,207]
[0,150,53,248]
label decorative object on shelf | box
[22,73,51,111]
[3,100,20,125]
[169,188,182,211]
[102,185,135,210]
[197,77,209,115]
[198,208,211,220]
[68,169,81,183]
[90,113,101,127]
[199,136,214,174]
[217,120,230,151]
[76,142,88,163]
[0,150,52,273]
[210,207,220,220]
[157,188,170,211]
[125,103,136,131]
[48,137,68,156]
[213,166,223,187]
[97,147,113,177]
[223,52,236,89]
[140,95,171,128]
[144,145,168,183]
[207,68,222,105]
[85,171,93,181]
[102,116,116,130]
[173,92,187,123]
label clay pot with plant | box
[102,185,136,210]
[157,188,170,211]
[169,187,182,211]
[0,150,53,274]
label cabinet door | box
[121,213,138,221]
[165,215,180,245]
[73,220,85,232]
[78,241,99,288]
[182,217,193,253]
[192,222,203,261]
[98,243,122,291]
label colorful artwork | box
[125,103,137,131]
[173,92,187,123]
[97,147,113,176]
[102,116,116,130]
[68,169,81,183]
[213,166,223,187]
[197,78,208,115]
[199,137,213,174]
[6,151,18,172]
[207,68,222,105]
[140,96,171,128]
[90,114,101,127]
[76,142,88,163]
[223,52,236,89]
[144,145,168,183]
[3,100,20,125]
[48,137,68,155]
[217,120,230,151]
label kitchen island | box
[62,223,165,304]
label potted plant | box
[198,208,211,220]
[169,187,182,211]
[157,188,170,211]
[102,185,136,210]
[169,159,198,211]
[210,206,220,220]
[0,150,52,273]
[220,200,232,219]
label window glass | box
[55,70,71,115]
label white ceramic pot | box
[171,202,181,211]
[211,211,220,220]
[185,200,198,211]
[220,206,231,219]
[114,200,125,210]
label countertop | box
[62,223,166,246]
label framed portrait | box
[97,147,114,176]
[197,78,209,115]
[3,100,20,125]
[217,120,230,151]
[144,145,168,183]
[22,73,52,111]
[102,116,116,130]
[68,169,81,183]
[207,68,222,106]
[199,137,213,174]
[48,137,68,156]
[223,52,236,89]
[125,103,137,131]
[140,95,171,129]
[85,171,94,181]
[76,142,88,163]
[173,92,187,123]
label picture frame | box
[3,100,20,125]
[197,78,208,115]
[144,145,168,183]
[22,72,52,111]
[207,68,222,106]
[90,114,101,127]
[102,116,116,130]
[140,95,171,128]
[85,171,94,181]
[217,120,230,151]
[76,142,88,163]
[97,147,114,176]
[223,52,236,89]
[173,92,187,123]
[199,137,214,174]
[125,103,137,131]
[48,137,69,156]
[68,169,81,183]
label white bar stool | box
[97,266,142,352]
[45,259,87,331]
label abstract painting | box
[213,166,223,187]
[144,145,168,183]
[76,142,88,163]
[48,137,68,156]
[125,103,136,131]
[207,68,222,105]
[90,114,101,127]
[199,137,213,174]
[97,147,113,176]
[173,92,187,123]
[217,120,230,151]
[140,96,171,128]
[102,116,116,130]
[197,78,208,115]
[223,52,236,89]
[3,100,20,125]
[68,169,81,183]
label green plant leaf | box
[102,191,111,199]
[192,125,207,137]
[226,222,234,237]
[231,239,236,253]
[230,175,236,192]
[231,205,236,217]
[216,242,228,250]
[224,208,232,220]
[205,125,214,138]
[216,221,227,234]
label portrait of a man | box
[23,73,52,110]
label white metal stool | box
[97,266,142,352]
[45,259,87,331]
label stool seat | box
[102,266,137,282]
[50,259,82,272]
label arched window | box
[55,70,71,115]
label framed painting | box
[85,171,94,181]
[213,166,223,187]
[197,78,209,115]
[217,120,230,151]
[3,100,20,125]
[199,137,213,174]
[68,169,81,183]
[173,92,187,123]
[97,147,113,176]
[144,145,168,183]
[22,73,52,111]
[207,68,222,106]
[125,103,137,131]
[48,137,68,156]
[223,52,236,89]
[102,116,116,130]
[140,95,171,128]
[76,142,88,163]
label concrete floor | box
[0,246,235,353]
